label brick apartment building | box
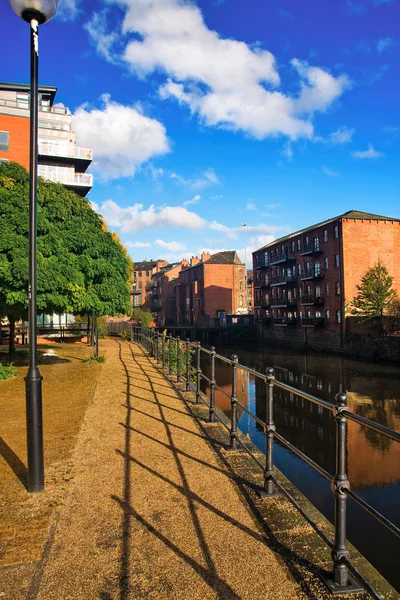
[131,259,168,309]
[175,251,246,326]
[150,261,187,326]
[0,82,92,196]
[252,210,400,346]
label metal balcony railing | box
[270,274,297,286]
[301,294,325,305]
[301,317,325,327]
[130,325,400,600]
[301,269,324,281]
[37,167,93,187]
[38,142,93,161]
[0,98,70,115]
[270,250,296,265]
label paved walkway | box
[26,339,312,600]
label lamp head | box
[9,0,59,24]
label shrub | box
[119,330,131,341]
[84,355,106,364]
[0,363,18,380]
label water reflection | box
[200,345,400,591]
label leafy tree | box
[131,307,154,328]
[350,261,398,334]
[0,162,132,353]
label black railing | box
[127,325,400,599]
[301,294,325,305]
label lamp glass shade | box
[8,0,59,23]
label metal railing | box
[128,325,400,599]
[38,142,93,160]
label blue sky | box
[4,0,400,266]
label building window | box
[335,254,340,267]
[325,282,329,296]
[240,281,243,291]
[239,295,244,307]
[239,268,243,277]
[138,272,142,277]
[297,264,301,275]
[324,257,328,269]
[146,271,149,277]
[139,282,142,289]
[325,310,330,322]
[0,131,9,151]
[334,225,339,239]
[323,229,328,242]
[336,310,341,323]
[196,298,201,307]
[291,241,295,252]
[335,281,340,295]
[297,239,301,250]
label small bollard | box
[185,338,191,392]
[322,392,362,594]
[196,342,202,404]
[260,368,279,497]
[176,336,181,383]
[229,355,239,449]
[209,347,216,422]
[168,335,173,375]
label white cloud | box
[155,239,187,251]
[57,0,79,21]
[281,141,293,161]
[73,94,170,180]
[169,168,220,189]
[246,202,256,211]
[89,0,350,141]
[376,37,396,54]
[93,200,207,232]
[352,144,384,158]
[329,126,355,144]
[183,194,201,206]
[323,166,340,177]
[124,241,151,248]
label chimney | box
[201,251,211,262]
[190,255,200,267]
[181,258,189,269]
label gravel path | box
[33,338,307,600]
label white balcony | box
[0,98,69,115]
[38,166,93,193]
[38,142,93,161]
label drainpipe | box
[338,218,345,348]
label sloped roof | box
[134,260,159,272]
[204,251,243,265]
[254,210,400,252]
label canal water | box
[200,344,400,592]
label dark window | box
[325,310,330,322]
[325,282,329,295]
[323,229,328,242]
[334,225,339,239]
[336,310,341,323]
[335,254,340,267]
[0,131,9,151]
[335,281,340,295]
[324,257,329,269]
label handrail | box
[130,325,400,599]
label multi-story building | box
[0,82,92,196]
[253,210,400,345]
[175,251,246,326]
[150,260,187,326]
[131,259,168,309]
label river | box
[200,344,400,593]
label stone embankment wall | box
[257,323,400,362]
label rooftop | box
[254,210,400,253]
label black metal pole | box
[176,336,181,383]
[263,367,277,496]
[185,338,190,392]
[229,355,238,449]
[162,333,166,368]
[168,335,173,375]
[25,19,44,493]
[209,346,216,422]
[94,316,98,357]
[196,342,202,404]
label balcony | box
[300,295,325,306]
[270,250,296,265]
[301,317,325,328]
[131,289,142,296]
[272,317,297,327]
[261,300,270,309]
[270,274,297,286]
[38,142,93,166]
[253,259,269,270]
[271,298,287,308]
[0,98,70,115]
[151,301,162,312]
[301,269,324,281]
[300,242,323,256]
[38,167,93,196]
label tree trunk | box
[87,316,91,345]
[8,320,15,354]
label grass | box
[84,354,106,364]
[0,362,17,380]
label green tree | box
[131,307,154,327]
[350,261,398,334]
[0,162,131,353]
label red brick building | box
[0,82,92,196]
[131,259,168,309]
[150,260,187,326]
[252,210,400,344]
[175,251,246,326]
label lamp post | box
[8,0,59,493]
[241,223,249,312]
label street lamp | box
[8,0,59,492]
[241,223,249,312]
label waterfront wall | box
[256,322,400,362]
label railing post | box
[196,342,202,404]
[162,333,166,368]
[154,331,158,362]
[229,355,239,449]
[262,367,277,496]
[185,338,191,392]
[176,336,181,383]
[130,323,133,343]
[209,346,216,422]
[168,335,173,375]
[323,392,361,594]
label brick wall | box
[0,114,30,168]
